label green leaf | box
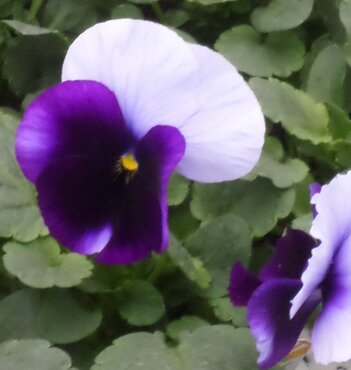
[248,137,309,188]
[292,213,313,232]
[215,25,305,77]
[340,0,351,35]
[210,298,247,327]
[3,238,93,288]
[168,235,211,290]
[3,34,66,96]
[305,44,346,107]
[92,332,182,370]
[1,20,57,35]
[187,0,234,4]
[129,0,159,3]
[250,0,314,32]
[326,102,351,140]
[185,213,252,297]
[164,9,190,28]
[116,280,165,326]
[111,4,144,19]
[37,289,102,344]
[169,201,200,241]
[42,0,97,33]
[178,326,257,370]
[0,339,73,370]
[250,78,331,144]
[191,178,295,237]
[0,110,47,241]
[168,173,190,206]
[166,316,209,341]
[0,289,42,342]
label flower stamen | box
[114,153,139,184]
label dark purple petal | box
[37,157,114,254]
[260,230,316,281]
[229,262,261,306]
[248,279,320,369]
[16,80,134,183]
[95,125,185,264]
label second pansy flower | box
[16,19,265,264]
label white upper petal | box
[62,19,265,183]
[290,170,351,317]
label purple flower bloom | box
[16,19,265,264]
[229,171,351,368]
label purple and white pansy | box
[15,19,265,264]
[229,171,351,368]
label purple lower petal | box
[260,230,315,281]
[16,80,133,183]
[248,279,320,369]
[95,125,185,264]
[229,262,261,306]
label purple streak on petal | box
[309,183,322,218]
[311,235,351,364]
[36,157,114,255]
[248,279,320,369]
[16,80,133,183]
[95,125,185,264]
[229,262,261,306]
[260,230,316,281]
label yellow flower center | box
[120,153,139,172]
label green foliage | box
[215,26,305,77]
[37,289,102,344]
[3,238,93,288]
[0,0,350,368]
[250,78,331,144]
[0,339,74,370]
[250,0,314,32]
[115,280,165,326]
[0,110,47,241]
[191,178,295,237]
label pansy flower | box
[16,19,265,264]
[229,171,351,368]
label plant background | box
[0,0,349,369]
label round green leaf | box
[191,178,295,237]
[0,289,42,342]
[305,44,346,107]
[166,316,209,341]
[0,339,73,370]
[215,25,305,77]
[250,77,331,144]
[3,34,66,96]
[187,0,234,4]
[0,110,48,241]
[326,102,351,140]
[185,213,252,297]
[37,289,102,344]
[178,326,257,370]
[111,4,144,19]
[168,235,211,289]
[92,332,182,370]
[251,0,314,32]
[42,0,97,33]
[168,173,190,206]
[116,280,165,326]
[340,0,351,35]
[3,238,93,288]
[210,298,247,327]
[1,20,56,35]
[248,137,309,188]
